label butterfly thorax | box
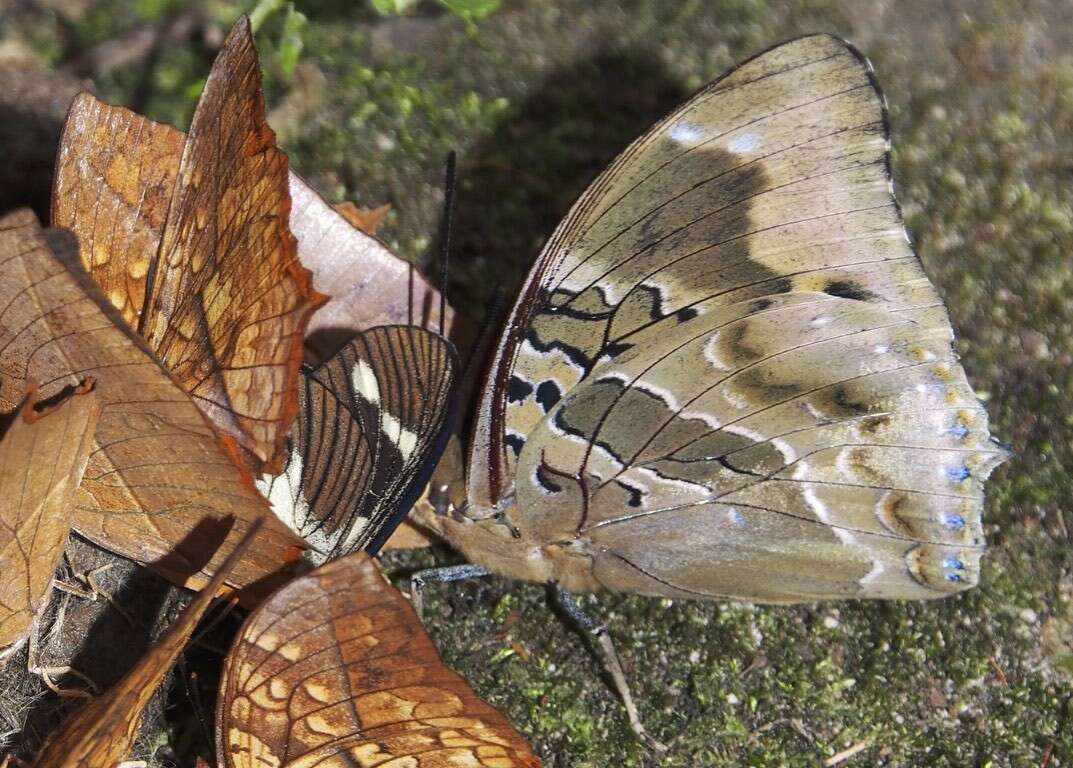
[412,492,608,593]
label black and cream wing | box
[464,34,1007,600]
[258,326,457,560]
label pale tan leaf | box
[0,383,99,655]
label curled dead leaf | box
[333,200,391,235]
[0,382,99,656]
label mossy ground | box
[3,0,1072,765]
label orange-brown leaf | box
[54,86,451,371]
[0,383,99,655]
[53,18,326,470]
[52,92,183,331]
[217,552,541,768]
[31,519,261,768]
[0,208,306,594]
[333,200,390,235]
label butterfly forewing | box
[52,93,184,331]
[259,326,458,559]
[53,19,326,471]
[444,34,1008,601]
[141,18,325,468]
[217,552,540,768]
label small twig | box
[1055,508,1071,542]
[790,718,816,744]
[27,620,97,699]
[52,563,136,628]
[989,655,1009,685]
[1041,741,1055,768]
[824,740,870,766]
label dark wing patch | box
[259,326,457,560]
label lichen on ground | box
[1,0,1071,765]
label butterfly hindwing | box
[451,34,1007,601]
[259,326,458,560]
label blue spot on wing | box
[942,514,966,530]
[946,465,971,481]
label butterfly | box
[409,34,1009,603]
[257,325,458,561]
[52,17,325,472]
[217,550,540,768]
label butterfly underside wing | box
[258,326,457,561]
[217,551,541,768]
[413,34,1008,602]
[52,18,326,470]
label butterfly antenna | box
[437,150,457,337]
[177,658,215,756]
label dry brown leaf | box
[0,382,99,656]
[31,519,262,768]
[217,552,541,768]
[0,208,306,595]
[379,519,437,549]
[333,200,390,235]
[53,17,325,470]
[291,178,453,360]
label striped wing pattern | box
[258,326,457,560]
[457,34,1007,601]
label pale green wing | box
[469,34,946,509]
[465,34,1007,600]
[512,292,1006,600]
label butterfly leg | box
[408,564,491,621]
[25,616,96,699]
[52,562,135,627]
[553,586,669,754]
